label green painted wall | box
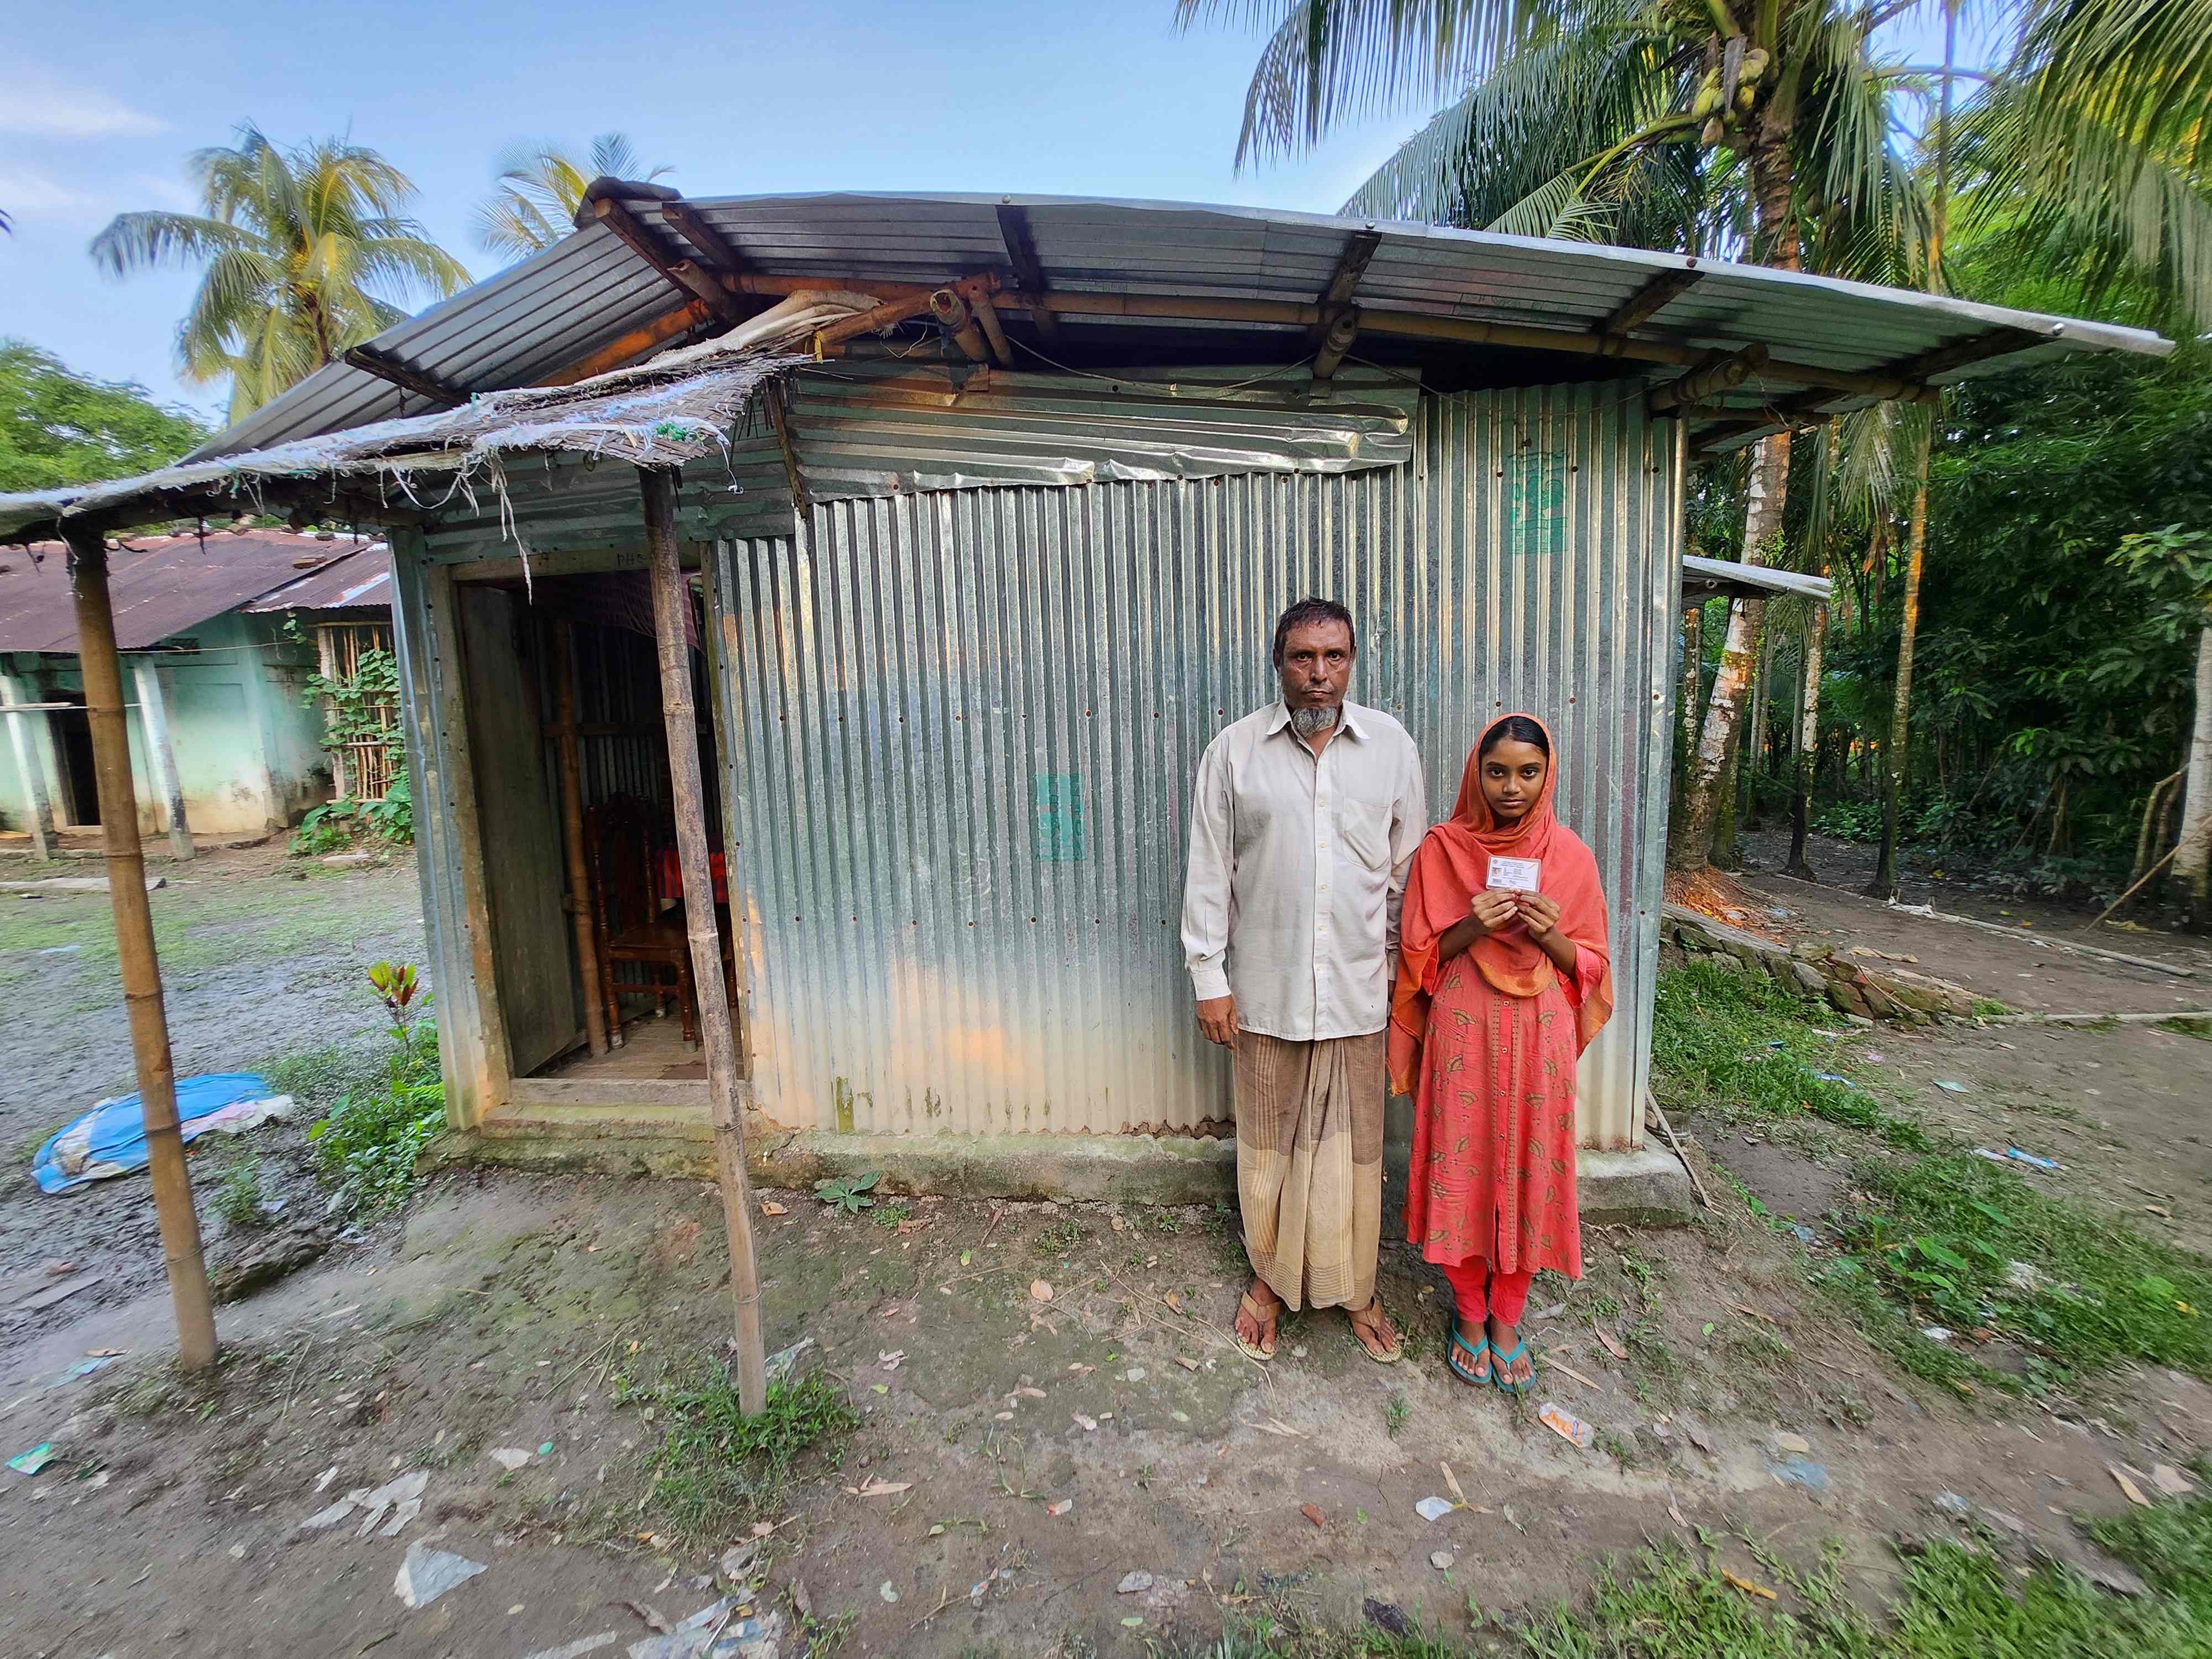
[0,613,336,841]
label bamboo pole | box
[64,528,216,1370]
[552,622,609,1056]
[0,671,56,860]
[132,659,195,862]
[638,468,767,1414]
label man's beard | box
[1290,705,1340,738]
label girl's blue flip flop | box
[1491,1338,1536,1396]
[1447,1326,1491,1386]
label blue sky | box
[4,1,1969,429]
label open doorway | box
[451,569,737,1094]
[47,694,100,827]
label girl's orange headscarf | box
[1387,714,1614,1095]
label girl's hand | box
[1515,892,1563,941]
[1468,890,1519,937]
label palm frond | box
[89,212,257,277]
[1183,0,1554,164]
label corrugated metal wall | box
[705,381,1682,1146]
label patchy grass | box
[1140,1489,2212,1656]
[1653,963,2212,1394]
[645,1368,858,1543]
[255,1041,387,1113]
[1653,963,1932,1149]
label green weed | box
[210,1155,268,1232]
[1384,1391,1410,1439]
[646,1368,857,1542]
[307,963,444,1213]
[1035,1217,1084,1256]
[813,1172,881,1213]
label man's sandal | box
[1447,1327,1491,1386]
[1491,1338,1536,1396]
[1234,1289,1280,1362]
[1347,1298,1404,1364]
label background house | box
[0,528,387,846]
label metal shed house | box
[0,191,2167,1208]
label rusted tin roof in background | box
[243,547,394,615]
[0,530,379,653]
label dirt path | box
[3,1175,2202,1658]
[0,845,425,1334]
[1,835,2207,1655]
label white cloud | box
[0,164,108,217]
[0,76,167,140]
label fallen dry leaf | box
[2153,1464,2194,1497]
[1165,1290,1186,1313]
[854,1478,912,1499]
[1045,1499,1073,1517]
[1721,1571,1777,1601]
[2111,1465,2151,1507]
[1175,1357,1201,1372]
[760,1202,789,1216]
[1594,1328,1629,1362]
[1068,1363,1095,1375]
[1030,1280,1054,1302]
[1015,1386,1047,1399]
[1072,1413,1098,1432]
[618,1601,672,1634]
[1728,1302,1780,1325]
[1667,1495,1689,1529]
[1300,1504,1326,1528]
[1441,1463,1467,1505]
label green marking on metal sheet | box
[1033,771,1085,863]
[1509,448,1567,556]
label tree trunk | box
[1786,599,1828,879]
[1669,434,1788,869]
[1671,130,1797,872]
[2178,619,2212,931]
[1675,604,1703,796]
[1869,430,1933,899]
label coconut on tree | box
[91,125,468,422]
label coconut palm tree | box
[473,134,672,262]
[91,126,468,422]
[1182,0,1932,871]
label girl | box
[1389,714,1613,1394]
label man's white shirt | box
[1180,699,1427,1042]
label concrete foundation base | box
[432,1116,1700,1224]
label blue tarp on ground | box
[31,1073,294,1194]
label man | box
[1181,598,1426,1363]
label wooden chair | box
[583,794,696,1044]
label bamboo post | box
[553,622,609,1056]
[1,670,56,860]
[639,468,767,1414]
[131,658,195,862]
[64,528,216,1370]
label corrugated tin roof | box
[0,530,378,653]
[1680,554,1833,603]
[243,546,393,614]
[195,192,2170,463]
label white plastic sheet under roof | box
[194,192,2170,462]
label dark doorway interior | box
[49,695,98,826]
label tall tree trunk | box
[2179,619,2212,931]
[1670,435,1788,868]
[1786,599,1828,879]
[1869,429,1933,900]
[1670,132,1798,870]
[1674,604,1703,798]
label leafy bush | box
[309,961,444,1212]
[290,765,415,856]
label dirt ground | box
[0,843,425,1332]
[1,832,2208,1657]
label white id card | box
[1486,856,1542,892]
